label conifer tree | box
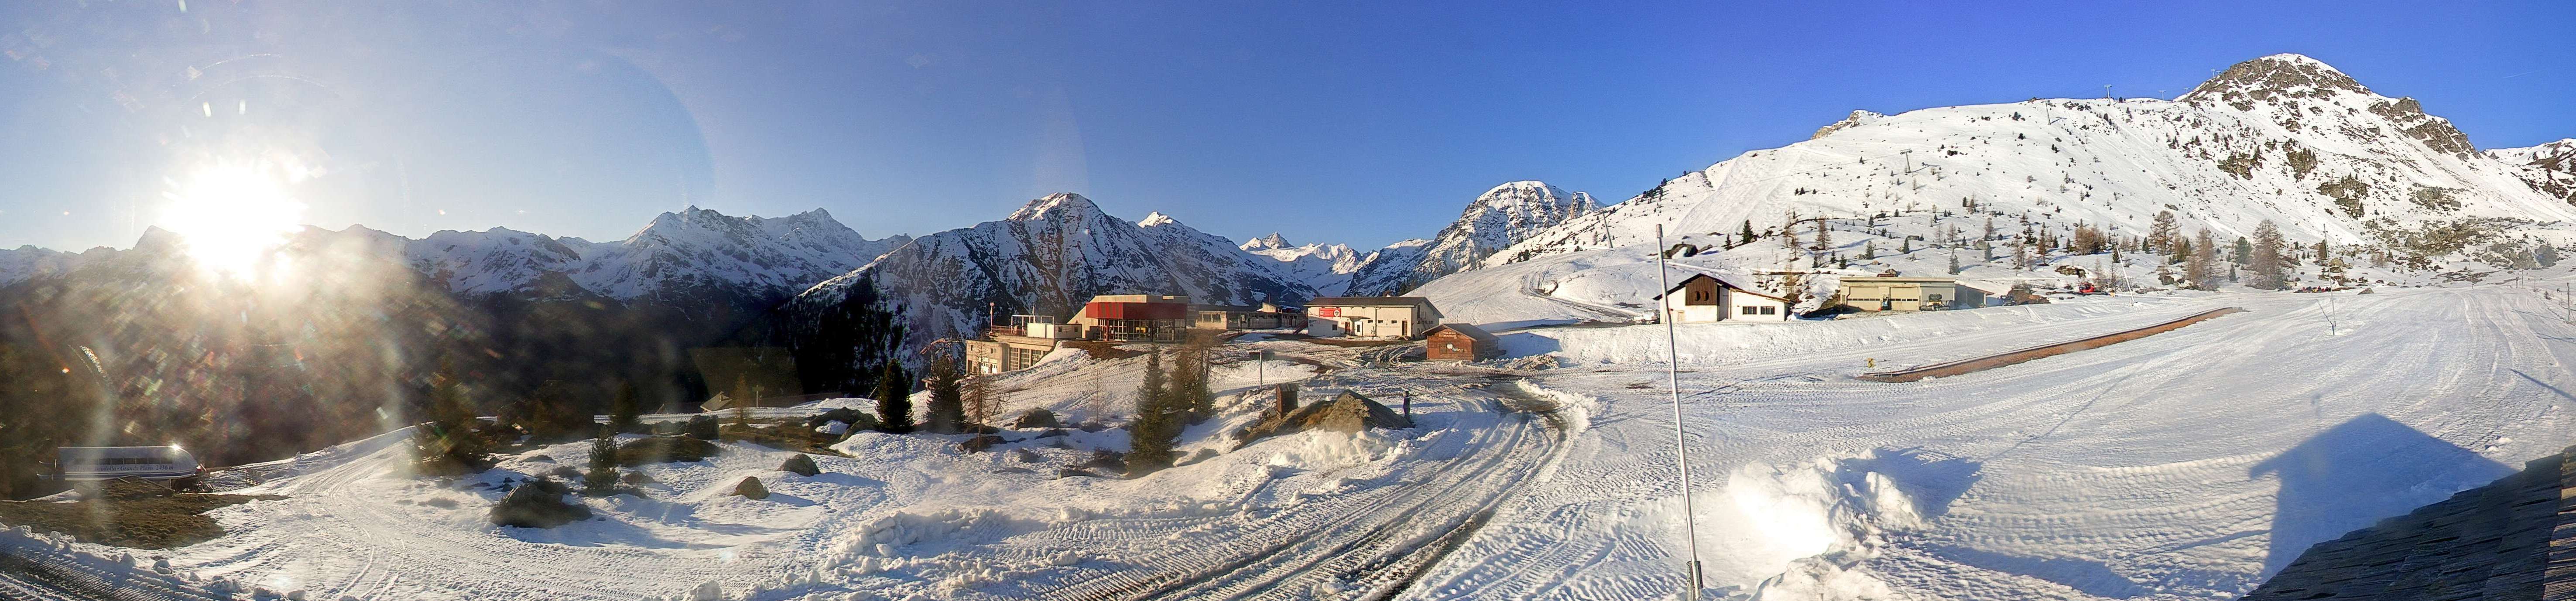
[583,434,620,496]
[1739,220,1758,247]
[1812,215,1832,251]
[924,356,965,434]
[1947,252,1962,275]
[608,381,642,434]
[873,361,913,433]
[1128,348,1180,476]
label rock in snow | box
[779,454,821,477]
[733,476,770,500]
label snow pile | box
[1686,452,1922,598]
[829,508,1031,562]
[1260,428,1401,471]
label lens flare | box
[159,161,308,279]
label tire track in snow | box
[1036,374,1565,601]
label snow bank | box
[1661,451,1927,598]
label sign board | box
[1314,307,1340,318]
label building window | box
[1760,306,1778,315]
[1740,306,1756,315]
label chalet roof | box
[1653,272,1791,303]
[2241,424,2554,600]
[1305,296,1443,319]
[1427,323,1497,342]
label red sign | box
[1314,307,1340,318]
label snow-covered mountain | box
[2492,138,2576,205]
[791,193,1315,346]
[1495,54,2575,266]
[567,208,909,303]
[1344,181,1595,295]
[378,208,908,303]
[1240,233,1365,296]
[0,246,83,287]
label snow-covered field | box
[10,281,2574,601]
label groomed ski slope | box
[1417,283,2576,600]
[18,283,2576,600]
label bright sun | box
[159,162,308,279]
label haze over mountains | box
[0,53,2570,398]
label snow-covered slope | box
[1406,54,2576,328]
[1498,54,2573,263]
[1346,181,1597,296]
[793,193,1316,346]
[1241,234,1365,296]
[2492,138,2576,205]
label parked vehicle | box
[54,445,202,484]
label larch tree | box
[2247,220,2290,290]
[1979,217,1997,260]
[2185,229,2220,290]
[2148,210,2180,253]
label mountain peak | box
[1137,211,1179,228]
[1008,193,1103,222]
[1243,232,1294,250]
[2181,53,2370,105]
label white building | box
[1654,273,1792,323]
[1304,297,1443,338]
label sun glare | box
[159,162,308,279]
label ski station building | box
[1653,273,1792,323]
[1832,276,1985,312]
[1304,297,1444,339]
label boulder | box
[959,435,1007,454]
[616,436,719,466]
[779,454,821,477]
[546,466,582,480]
[684,415,719,440]
[1084,450,1127,473]
[1011,408,1061,429]
[620,471,654,485]
[488,478,592,528]
[733,476,769,500]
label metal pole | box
[1655,224,1707,599]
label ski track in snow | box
[1415,283,2576,600]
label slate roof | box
[2241,444,2576,601]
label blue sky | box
[0,0,2569,252]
